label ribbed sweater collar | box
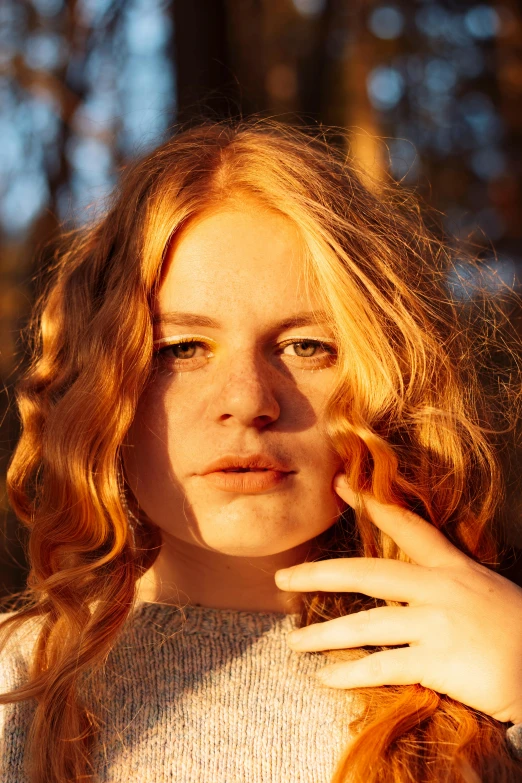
[129,599,301,636]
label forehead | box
[155,206,321,321]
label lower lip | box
[202,470,293,493]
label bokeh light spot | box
[475,206,506,241]
[368,6,404,40]
[446,256,517,300]
[415,5,453,39]
[367,66,405,110]
[460,91,503,144]
[464,5,500,39]
[292,0,327,18]
[470,147,506,180]
[388,137,420,181]
[425,58,457,94]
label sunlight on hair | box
[1,117,521,783]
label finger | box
[333,474,468,568]
[287,605,424,651]
[316,646,422,689]
[276,557,435,605]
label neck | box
[134,533,321,613]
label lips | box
[199,454,295,493]
[201,454,294,475]
[221,467,268,472]
[202,468,293,493]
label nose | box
[208,348,281,429]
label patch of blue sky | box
[31,0,64,17]
[70,171,115,224]
[66,135,113,180]
[0,0,26,37]
[79,0,115,27]
[74,91,119,134]
[0,171,49,236]
[124,0,172,55]
[84,46,120,91]
[24,31,66,71]
[27,95,60,143]
[0,119,24,177]
[118,54,175,154]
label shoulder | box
[0,612,41,783]
[0,611,42,693]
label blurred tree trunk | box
[493,0,522,246]
[337,1,385,184]
[172,0,243,124]
[492,0,522,555]
[0,0,89,607]
[225,0,267,116]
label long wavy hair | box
[1,117,522,783]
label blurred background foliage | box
[1,0,522,604]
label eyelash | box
[154,337,337,368]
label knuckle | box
[429,605,453,636]
[361,557,378,580]
[443,563,477,593]
[353,608,374,635]
[291,563,314,585]
[300,563,315,579]
[368,653,383,678]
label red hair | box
[1,118,521,782]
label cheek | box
[124,384,196,475]
[123,389,167,480]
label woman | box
[1,118,522,783]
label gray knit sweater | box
[1,600,521,782]
[1,600,360,782]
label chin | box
[194,530,297,557]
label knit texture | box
[0,601,360,783]
[2,601,521,780]
[506,722,522,761]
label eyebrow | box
[153,310,329,330]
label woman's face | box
[123,203,346,560]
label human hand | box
[275,473,522,725]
